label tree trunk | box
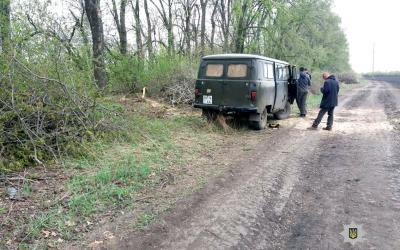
[167,0,174,55]
[143,0,153,58]
[184,0,192,55]
[111,0,127,55]
[0,0,11,54]
[210,0,218,53]
[220,0,231,52]
[150,0,175,55]
[199,0,208,57]
[192,5,200,53]
[133,0,144,58]
[84,0,107,88]
[77,1,91,55]
[119,0,127,54]
[234,2,247,53]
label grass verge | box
[5,97,219,248]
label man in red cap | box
[308,72,340,131]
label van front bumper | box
[193,104,258,113]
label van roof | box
[202,53,289,65]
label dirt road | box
[110,81,400,249]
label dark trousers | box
[296,90,308,115]
[313,107,335,128]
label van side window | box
[282,66,289,80]
[206,64,223,77]
[263,63,274,79]
[227,64,247,77]
[276,65,289,80]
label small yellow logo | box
[341,222,365,245]
[349,228,358,239]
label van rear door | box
[222,61,252,107]
[198,62,225,106]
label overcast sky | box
[333,0,400,73]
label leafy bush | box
[0,59,109,171]
[337,71,360,84]
[107,53,198,97]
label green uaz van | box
[194,54,298,130]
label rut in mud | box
[94,81,400,250]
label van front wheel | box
[274,102,291,120]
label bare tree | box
[232,1,266,53]
[191,4,200,52]
[110,0,128,54]
[143,0,153,58]
[70,0,90,55]
[26,11,86,69]
[218,0,232,52]
[199,0,208,56]
[180,0,196,55]
[150,0,175,55]
[132,0,144,58]
[210,0,218,53]
[84,0,107,88]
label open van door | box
[288,65,298,104]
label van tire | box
[202,109,218,122]
[274,101,291,120]
[249,109,267,130]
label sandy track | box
[106,81,400,249]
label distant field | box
[365,76,400,83]
[291,81,364,115]
[363,73,400,84]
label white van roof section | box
[202,53,289,65]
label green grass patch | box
[0,207,6,214]
[136,212,156,230]
[21,100,215,246]
[21,182,32,197]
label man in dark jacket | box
[309,72,340,131]
[305,68,312,80]
[296,67,311,117]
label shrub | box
[107,53,198,97]
[0,59,108,171]
[337,71,360,84]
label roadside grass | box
[136,212,156,230]
[19,98,218,247]
[14,82,368,247]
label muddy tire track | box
[342,87,372,109]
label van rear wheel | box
[202,109,218,122]
[249,109,267,130]
[274,102,291,120]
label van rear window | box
[206,64,223,77]
[227,64,247,77]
